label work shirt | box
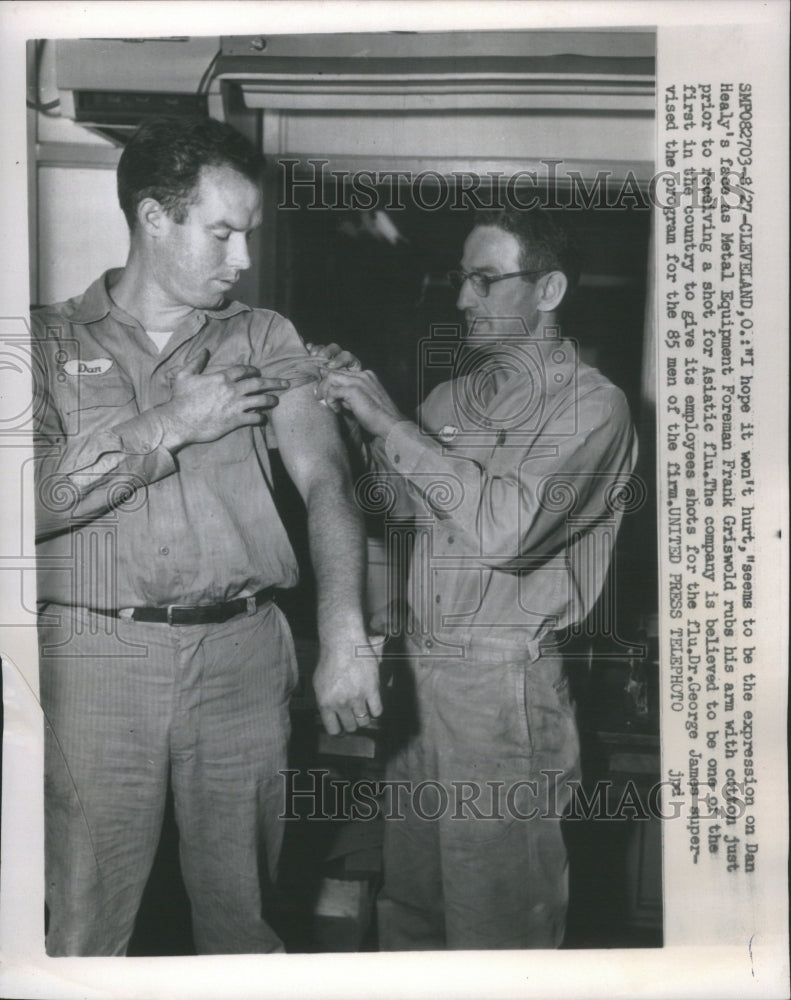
[32,270,313,609]
[371,336,638,660]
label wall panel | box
[36,165,128,305]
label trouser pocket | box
[522,661,578,760]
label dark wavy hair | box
[117,116,265,229]
[474,206,582,295]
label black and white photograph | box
[0,3,787,999]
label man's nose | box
[456,275,478,311]
[227,233,251,271]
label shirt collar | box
[61,269,252,325]
[205,298,251,320]
[61,270,118,324]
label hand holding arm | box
[155,348,288,451]
[317,368,407,440]
[305,341,362,372]
[305,341,363,414]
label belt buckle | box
[166,604,190,626]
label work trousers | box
[378,639,581,950]
[39,600,297,956]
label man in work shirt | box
[319,206,638,949]
[33,116,381,956]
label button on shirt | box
[33,270,314,609]
[370,340,638,657]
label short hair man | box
[319,206,638,949]
[33,116,381,956]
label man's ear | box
[535,270,568,313]
[136,197,169,237]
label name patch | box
[63,358,114,376]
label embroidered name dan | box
[62,358,114,376]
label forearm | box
[274,378,384,732]
[304,464,369,648]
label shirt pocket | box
[62,376,135,416]
[177,426,255,468]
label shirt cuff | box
[111,409,178,476]
[113,408,167,455]
[383,420,438,475]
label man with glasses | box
[318,206,637,950]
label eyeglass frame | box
[447,267,551,298]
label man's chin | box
[464,318,502,342]
[464,316,492,335]
[466,317,533,341]
[197,289,229,310]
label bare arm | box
[269,381,383,734]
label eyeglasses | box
[447,268,548,298]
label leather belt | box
[97,587,277,626]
